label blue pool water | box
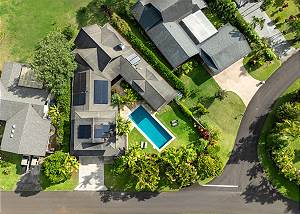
[129,106,172,150]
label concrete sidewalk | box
[238,1,297,62]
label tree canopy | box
[32,30,77,96]
[42,151,79,184]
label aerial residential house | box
[71,23,177,158]
[0,62,50,157]
[132,0,251,73]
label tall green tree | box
[32,31,77,96]
[114,146,160,191]
[160,146,198,188]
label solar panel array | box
[94,80,108,104]
[78,125,91,139]
[73,72,87,106]
[94,124,111,139]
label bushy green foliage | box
[116,116,131,136]
[275,102,300,121]
[110,13,188,95]
[42,151,79,184]
[196,155,222,180]
[193,102,209,116]
[32,30,74,148]
[113,146,160,191]
[113,142,223,191]
[161,146,198,187]
[62,25,75,41]
[32,30,76,96]
[267,93,300,185]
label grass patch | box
[266,0,300,48]
[243,56,281,81]
[180,63,246,173]
[0,151,22,191]
[104,164,136,191]
[258,78,300,202]
[0,0,92,67]
[39,171,78,191]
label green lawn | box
[258,78,300,202]
[0,0,92,68]
[40,172,78,191]
[243,56,282,81]
[266,0,300,48]
[180,63,246,169]
[0,151,22,191]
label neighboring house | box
[132,0,251,73]
[0,62,50,157]
[71,23,177,158]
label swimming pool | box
[129,106,174,151]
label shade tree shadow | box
[99,191,160,203]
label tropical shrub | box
[193,102,209,116]
[196,155,222,180]
[161,146,198,187]
[62,25,75,41]
[116,116,131,136]
[113,146,160,191]
[267,91,300,185]
[42,151,79,184]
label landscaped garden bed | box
[265,0,300,49]
[243,55,281,81]
[259,78,300,202]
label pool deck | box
[128,104,175,152]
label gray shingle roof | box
[147,22,198,68]
[0,62,50,156]
[132,0,208,68]
[198,24,252,72]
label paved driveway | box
[239,1,297,61]
[75,156,106,191]
[213,59,261,106]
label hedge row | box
[110,13,188,95]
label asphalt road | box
[1,52,300,214]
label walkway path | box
[2,52,299,214]
[239,1,297,61]
[75,156,106,191]
[213,59,261,106]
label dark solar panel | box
[94,80,108,104]
[78,125,91,139]
[73,72,86,106]
[94,125,111,138]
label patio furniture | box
[170,119,179,127]
[31,157,39,166]
[140,141,147,149]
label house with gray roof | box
[132,0,251,73]
[0,62,50,157]
[72,23,177,157]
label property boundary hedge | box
[110,13,188,95]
